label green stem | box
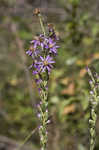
[40,83,48,150]
[38,14,46,36]
[37,12,49,150]
[90,110,96,150]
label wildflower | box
[26,50,32,56]
[45,38,59,54]
[30,38,40,49]
[26,10,59,150]
[48,23,59,41]
[35,55,55,73]
[26,45,39,58]
[35,79,42,85]
[30,34,45,49]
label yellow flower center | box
[30,45,35,51]
[43,60,48,66]
[49,43,54,48]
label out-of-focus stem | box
[87,67,99,150]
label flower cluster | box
[26,24,59,87]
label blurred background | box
[0,0,99,150]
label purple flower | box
[26,31,59,78]
[30,39,40,49]
[48,24,59,41]
[26,50,33,56]
[32,62,41,75]
[38,88,41,93]
[35,79,42,84]
[30,35,45,49]
[26,44,39,58]
[35,55,55,73]
[45,38,59,54]
[32,49,40,58]
[32,70,39,75]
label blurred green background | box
[0,0,99,150]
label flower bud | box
[33,8,40,16]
